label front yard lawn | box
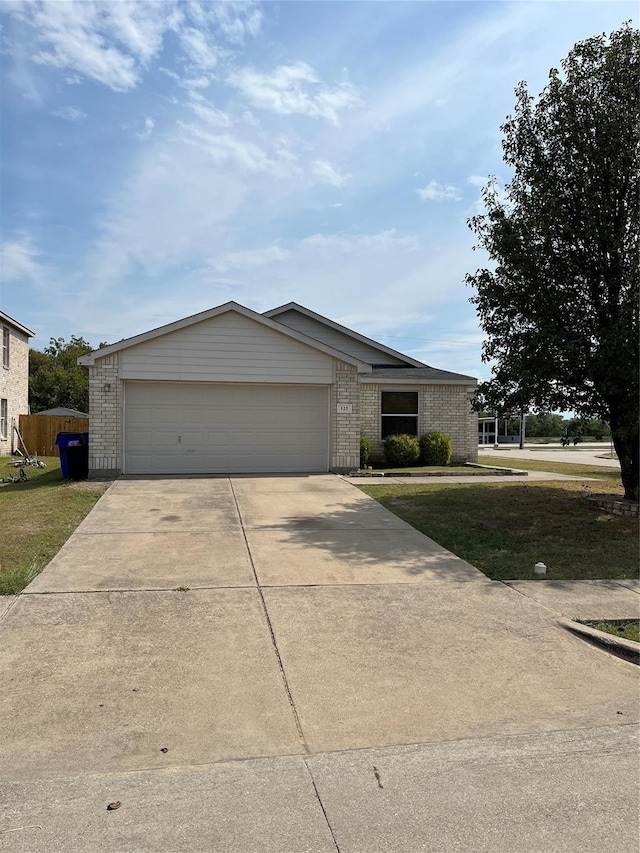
[479,455,622,483]
[0,457,106,595]
[580,620,640,643]
[360,479,638,581]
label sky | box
[0,0,635,379]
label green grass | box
[581,620,640,643]
[360,479,637,581]
[0,457,105,595]
[479,455,623,483]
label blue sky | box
[0,0,634,378]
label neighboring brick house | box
[79,301,477,477]
[0,311,35,456]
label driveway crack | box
[304,758,342,852]
[228,478,310,755]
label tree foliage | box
[29,336,95,414]
[467,23,639,499]
[525,413,565,438]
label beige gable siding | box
[273,310,407,366]
[119,311,334,383]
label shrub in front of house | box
[419,431,453,466]
[384,434,420,467]
[360,430,371,467]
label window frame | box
[0,398,7,440]
[380,390,419,439]
[2,327,9,369]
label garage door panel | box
[155,431,180,449]
[181,407,207,426]
[125,382,329,474]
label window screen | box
[381,392,418,438]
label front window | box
[0,399,7,439]
[381,391,418,438]
[2,327,8,369]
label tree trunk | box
[609,409,639,501]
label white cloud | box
[51,105,87,121]
[211,1,262,42]
[468,175,488,190]
[299,230,419,257]
[188,100,232,128]
[0,236,48,284]
[417,180,462,202]
[86,139,247,286]
[3,0,259,94]
[18,1,177,92]
[311,160,349,187]
[180,26,219,70]
[5,45,43,104]
[136,117,155,139]
[211,245,290,273]
[177,122,272,173]
[228,61,360,125]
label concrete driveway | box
[1,475,638,851]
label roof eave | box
[0,311,35,338]
[264,302,426,368]
[361,375,477,387]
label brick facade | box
[330,361,360,472]
[0,323,30,456]
[87,353,121,477]
[360,383,478,465]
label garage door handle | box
[178,435,181,443]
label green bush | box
[384,434,420,467]
[360,430,371,467]
[419,431,453,466]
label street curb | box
[557,617,640,665]
[464,463,528,475]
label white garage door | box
[124,382,329,474]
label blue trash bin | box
[55,432,89,479]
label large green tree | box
[467,23,639,500]
[29,336,95,413]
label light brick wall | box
[0,326,30,456]
[87,354,121,476]
[330,361,360,472]
[360,383,478,465]
[420,385,478,463]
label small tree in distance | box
[467,23,639,500]
[29,336,95,413]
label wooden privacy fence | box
[18,414,89,457]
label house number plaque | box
[337,403,353,414]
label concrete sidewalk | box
[507,578,640,620]
[1,474,638,851]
